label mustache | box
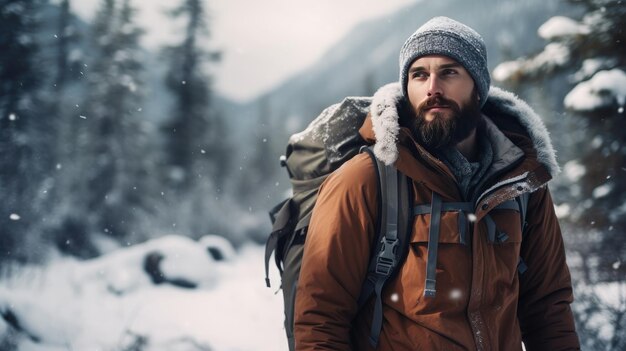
[418,96,459,111]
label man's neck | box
[456,128,478,162]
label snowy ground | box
[0,236,288,351]
[1,234,622,350]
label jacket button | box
[517,186,524,191]
[481,204,488,211]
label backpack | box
[264,97,531,350]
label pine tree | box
[494,0,625,280]
[52,0,72,103]
[50,0,77,158]
[41,0,84,250]
[494,0,626,347]
[103,0,156,240]
[161,0,221,193]
[65,0,155,256]
[0,0,44,261]
[158,0,232,238]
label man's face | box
[404,55,481,149]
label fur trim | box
[369,83,560,177]
[370,83,403,165]
[484,87,560,176]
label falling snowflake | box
[449,289,463,300]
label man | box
[294,17,580,350]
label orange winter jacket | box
[294,83,580,351]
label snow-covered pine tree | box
[109,0,161,242]
[159,0,235,238]
[66,0,156,256]
[50,0,77,160]
[161,0,222,193]
[494,1,625,348]
[40,0,85,251]
[0,0,45,261]
[494,0,625,281]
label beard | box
[401,91,482,150]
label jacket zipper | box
[470,153,526,208]
[466,161,527,351]
[474,171,530,209]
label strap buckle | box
[375,236,399,276]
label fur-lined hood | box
[369,82,560,177]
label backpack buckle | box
[375,236,399,276]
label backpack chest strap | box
[414,201,474,245]
[413,198,521,244]
[412,197,523,297]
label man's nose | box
[427,75,443,97]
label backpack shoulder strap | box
[358,146,412,348]
[264,198,295,287]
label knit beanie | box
[399,16,490,107]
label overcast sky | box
[71,0,416,102]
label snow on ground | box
[2,235,623,350]
[0,236,288,351]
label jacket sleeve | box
[294,155,379,351]
[518,186,581,350]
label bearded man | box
[294,16,580,350]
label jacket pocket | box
[399,211,472,313]
[411,211,467,244]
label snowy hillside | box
[0,236,287,351]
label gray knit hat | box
[399,16,490,107]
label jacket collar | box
[367,82,560,179]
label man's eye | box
[442,69,458,75]
[412,72,427,79]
